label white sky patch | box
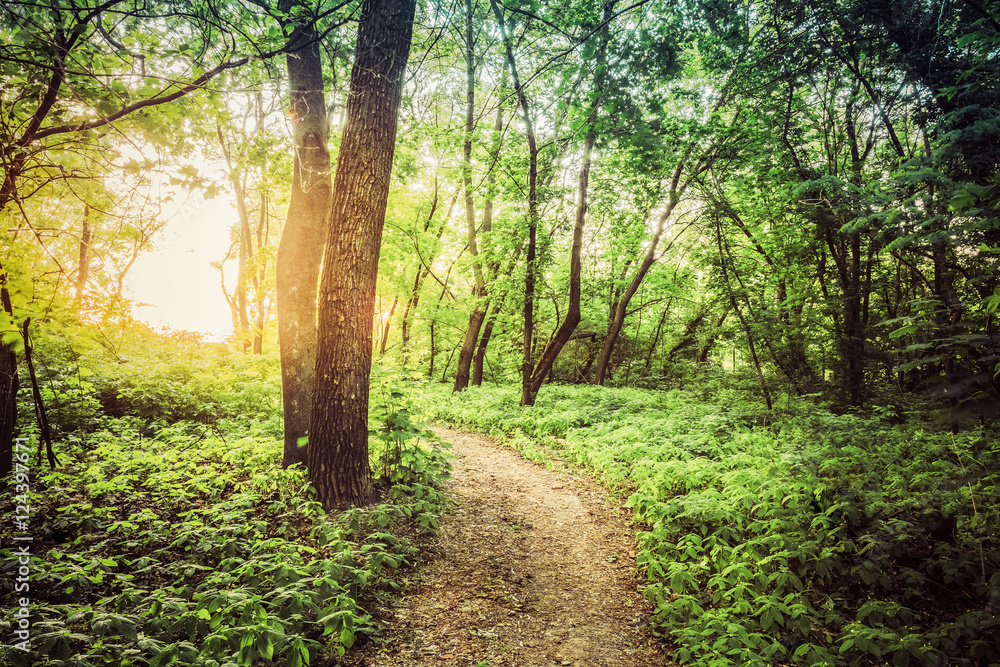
[126,194,236,340]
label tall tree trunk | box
[470,83,506,387]
[253,191,269,355]
[454,0,488,392]
[309,0,416,508]
[715,221,772,410]
[490,0,539,407]
[843,232,865,406]
[218,125,254,352]
[714,194,817,390]
[594,195,681,386]
[276,2,331,467]
[696,309,729,363]
[401,190,456,368]
[75,206,91,314]
[0,261,17,480]
[521,0,615,405]
[379,294,397,355]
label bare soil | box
[355,426,670,667]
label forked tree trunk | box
[594,195,681,386]
[470,88,505,387]
[665,309,707,362]
[276,2,331,467]
[696,309,729,363]
[308,0,416,508]
[472,300,502,385]
[218,125,254,352]
[592,64,743,386]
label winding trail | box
[359,426,670,667]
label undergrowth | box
[423,382,1000,667]
[0,337,451,667]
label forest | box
[1,0,998,665]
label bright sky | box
[126,195,236,340]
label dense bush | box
[23,331,283,432]
[423,382,1000,667]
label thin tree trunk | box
[380,294,398,355]
[218,125,254,352]
[0,261,17,480]
[592,60,745,386]
[490,0,540,407]
[715,221,772,410]
[594,196,681,386]
[400,187,440,367]
[253,190,269,355]
[471,86,506,387]
[22,319,58,468]
[454,0,488,392]
[645,306,670,371]
[75,206,91,313]
[696,308,729,363]
[401,190,457,368]
[665,309,707,362]
[309,0,417,509]
[521,0,614,405]
[276,1,331,467]
[473,300,502,385]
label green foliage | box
[0,348,451,667]
[21,329,283,436]
[369,372,452,489]
[423,382,1000,667]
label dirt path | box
[358,426,670,667]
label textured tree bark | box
[308,0,416,508]
[276,2,331,467]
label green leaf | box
[256,632,274,660]
[149,644,179,667]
